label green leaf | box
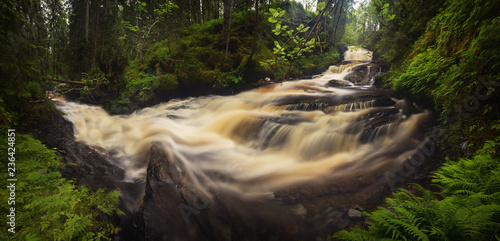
[268,16,278,23]
[269,8,277,15]
[317,2,326,11]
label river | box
[56,47,432,240]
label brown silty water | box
[57,48,433,240]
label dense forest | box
[0,0,352,117]
[1,0,499,240]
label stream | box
[56,47,433,240]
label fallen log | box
[46,78,86,85]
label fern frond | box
[333,228,384,241]
[333,140,500,240]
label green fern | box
[0,134,123,240]
[333,140,500,241]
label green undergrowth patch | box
[334,139,500,241]
[0,134,123,240]
[118,6,341,108]
[374,0,500,154]
[385,0,500,114]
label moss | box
[118,6,343,107]
[199,70,220,86]
[385,0,500,112]
[157,74,179,90]
[370,0,500,163]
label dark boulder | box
[26,107,125,191]
[344,63,382,86]
[24,106,130,239]
[326,79,353,88]
[127,144,402,241]
[336,44,348,61]
[132,144,208,241]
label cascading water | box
[344,46,373,61]
[56,47,431,240]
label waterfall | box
[54,48,433,239]
[56,49,429,199]
[344,46,373,61]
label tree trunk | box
[194,0,202,24]
[216,0,219,19]
[167,2,172,55]
[92,2,99,69]
[100,0,108,62]
[333,0,344,40]
[248,0,260,63]
[222,0,233,61]
[328,0,340,44]
[138,5,144,58]
[85,0,90,44]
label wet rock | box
[394,99,423,117]
[132,144,363,241]
[342,107,400,137]
[26,109,125,191]
[326,79,353,88]
[348,208,363,220]
[337,44,348,61]
[273,87,395,110]
[285,102,328,111]
[461,141,471,158]
[344,63,382,86]
[373,98,397,107]
[134,144,208,241]
[24,109,131,239]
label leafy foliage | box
[214,72,244,88]
[79,68,110,98]
[123,58,179,105]
[370,0,444,64]
[267,7,316,72]
[333,140,500,241]
[0,134,123,240]
[121,0,178,59]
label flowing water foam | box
[57,55,429,199]
[344,46,373,62]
